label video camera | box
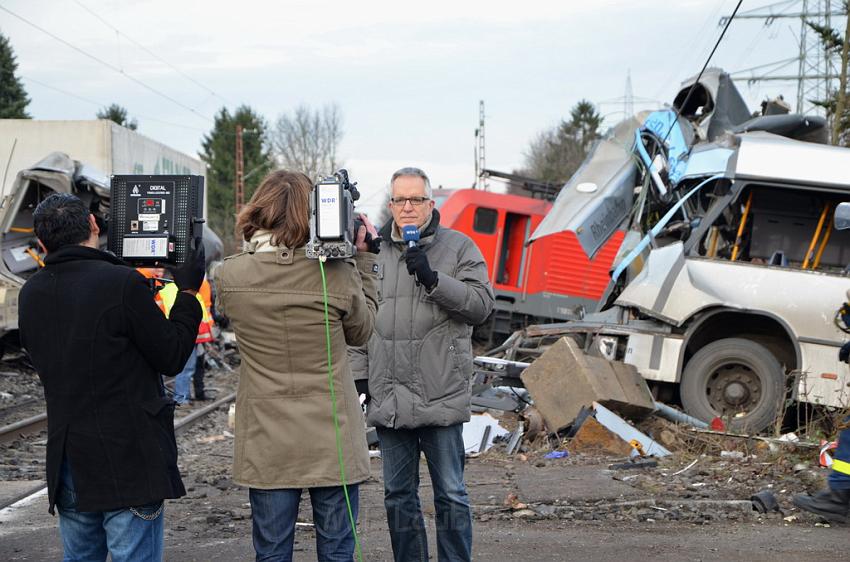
[306,169,362,260]
[108,174,205,266]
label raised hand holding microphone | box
[403,225,438,290]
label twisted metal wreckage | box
[474,69,850,434]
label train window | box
[473,208,498,234]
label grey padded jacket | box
[351,210,495,428]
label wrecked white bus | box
[511,70,850,433]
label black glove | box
[170,237,205,292]
[405,246,438,290]
[840,341,850,363]
[355,379,370,404]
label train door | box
[496,213,530,288]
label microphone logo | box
[402,225,420,248]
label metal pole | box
[234,124,244,244]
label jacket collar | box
[44,245,126,267]
[380,209,441,246]
[246,230,279,253]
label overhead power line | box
[664,0,744,143]
[71,0,229,105]
[0,4,213,124]
[21,75,207,133]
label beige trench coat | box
[217,235,378,488]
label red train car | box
[433,188,624,340]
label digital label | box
[123,237,168,258]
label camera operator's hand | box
[405,246,438,291]
[170,237,205,293]
[355,214,381,254]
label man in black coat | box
[18,193,205,561]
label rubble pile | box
[465,336,841,526]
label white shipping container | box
[0,119,206,216]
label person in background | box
[19,193,204,561]
[192,278,216,401]
[217,170,379,561]
[793,340,850,522]
[158,276,215,404]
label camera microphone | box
[402,225,420,248]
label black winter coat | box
[19,246,201,513]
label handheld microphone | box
[402,225,420,248]
[402,225,421,286]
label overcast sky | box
[0,0,830,217]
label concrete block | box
[520,337,655,432]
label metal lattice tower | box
[725,0,847,115]
[796,0,842,113]
[624,69,634,118]
[475,100,488,190]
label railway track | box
[0,392,237,511]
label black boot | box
[792,487,850,523]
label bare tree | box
[271,104,343,179]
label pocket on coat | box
[418,326,465,404]
[140,398,178,468]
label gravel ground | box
[3,343,848,560]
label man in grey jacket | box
[352,167,494,562]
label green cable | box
[318,257,363,562]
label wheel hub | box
[706,363,761,415]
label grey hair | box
[390,167,432,198]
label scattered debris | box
[750,490,779,514]
[544,451,568,459]
[462,413,509,454]
[592,402,671,457]
[570,416,634,457]
[505,421,524,455]
[653,401,708,429]
[227,404,236,429]
[688,428,820,449]
[671,458,699,476]
[196,434,227,444]
[609,459,658,470]
[819,440,838,467]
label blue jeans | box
[377,424,472,562]
[249,485,359,562]
[173,346,197,404]
[56,460,164,562]
[829,425,850,490]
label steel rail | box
[0,392,237,511]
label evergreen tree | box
[199,106,273,250]
[522,99,602,185]
[0,31,31,118]
[96,103,138,130]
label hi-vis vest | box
[157,279,215,344]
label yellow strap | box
[833,458,850,476]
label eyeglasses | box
[390,197,430,207]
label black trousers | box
[193,352,206,399]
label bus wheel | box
[680,338,785,433]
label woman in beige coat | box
[217,170,379,561]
